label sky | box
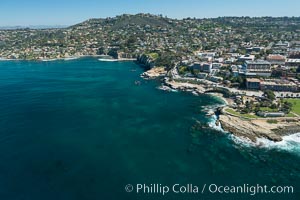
[0,0,300,26]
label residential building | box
[246,47,264,53]
[212,63,222,69]
[196,73,208,79]
[191,62,201,70]
[202,63,212,73]
[209,76,223,83]
[198,52,216,62]
[267,54,286,65]
[260,79,298,92]
[285,59,300,68]
[257,111,285,118]
[246,78,261,90]
[238,54,255,61]
[244,60,271,77]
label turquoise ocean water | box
[0,58,299,200]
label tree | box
[125,35,137,49]
[97,47,106,55]
[266,49,273,55]
[254,106,260,113]
[155,52,177,70]
[108,48,119,59]
[282,102,292,114]
[264,90,275,101]
[270,103,277,109]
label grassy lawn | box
[285,99,300,115]
[286,113,297,117]
[147,53,159,60]
[225,108,259,119]
[260,107,277,112]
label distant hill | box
[71,13,175,30]
[0,25,68,30]
[1,13,300,61]
[108,14,173,30]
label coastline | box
[98,58,136,62]
[141,67,300,145]
[2,57,299,146]
[0,55,137,62]
[163,78,231,106]
[218,110,300,142]
[140,67,167,79]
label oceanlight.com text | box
[125,183,294,196]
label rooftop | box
[262,79,297,86]
[267,54,286,60]
[245,60,271,65]
[286,59,300,63]
[246,78,261,82]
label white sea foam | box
[229,135,257,148]
[64,57,79,61]
[42,59,58,62]
[230,132,300,154]
[98,58,119,62]
[201,104,226,132]
[201,104,225,111]
[205,105,300,154]
[157,85,178,92]
[256,133,300,152]
[208,114,225,132]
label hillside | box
[71,13,175,30]
[1,14,300,61]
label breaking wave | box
[204,104,300,154]
[256,133,300,152]
[229,133,300,155]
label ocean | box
[0,58,299,200]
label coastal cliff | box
[137,54,155,69]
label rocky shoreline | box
[164,79,205,94]
[219,108,300,142]
[141,68,300,143]
[141,67,167,79]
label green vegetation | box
[217,73,246,88]
[147,53,159,60]
[237,90,295,116]
[284,99,300,115]
[263,90,276,101]
[259,107,278,112]
[174,78,204,85]
[267,119,278,124]
[286,113,297,117]
[281,100,293,114]
[154,52,177,70]
[178,66,189,75]
[225,108,259,119]
[1,14,300,62]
